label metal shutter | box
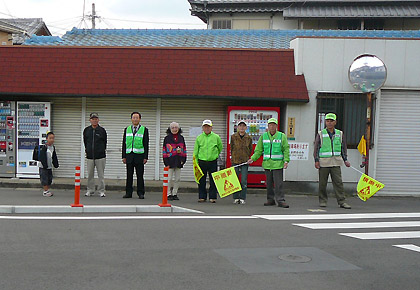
[85,97,157,180]
[375,90,420,195]
[49,97,83,177]
[159,99,231,181]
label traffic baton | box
[71,166,83,207]
[158,166,171,207]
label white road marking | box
[255,213,420,220]
[0,215,258,220]
[339,231,420,240]
[393,244,420,253]
[294,221,420,229]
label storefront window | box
[316,93,374,148]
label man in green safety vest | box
[314,113,351,209]
[122,112,149,199]
[248,118,290,208]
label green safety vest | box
[319,129,342,158]
[262,131,284,161]
[126,125,145,154]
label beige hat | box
[202,119,213,127]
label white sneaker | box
[233,199,240,204]
[100,192,106,197]
[43,191,52,197]
[85,192,94,197]
[239,199,246,205]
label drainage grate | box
[278,254,312,263]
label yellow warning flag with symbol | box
[211,167,242,198]
[357,135,367,156]
[193,155,204,184]
[357,174,385,201]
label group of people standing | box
[39,111,352,210]
[83,111,187,200]
[194,114,351,209]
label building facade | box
[189,0,420,30]
[288,37,420,195]
[0,46,307,182]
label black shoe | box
[167,195,173,201]
[123,194,132,198]
[139,195,145,199]
[264,200,276,206]
[172,195,179,200]
[340,202,351,209]
[278,202,290,208]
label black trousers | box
[198,159,218,200]
[126,161,145,197]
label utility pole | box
[87,3,100,29]
[91,3,96,29]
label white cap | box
[202,119,213,127]
[236,120,247,126]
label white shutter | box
[159,99,231,181]
[49,97,83,177]
[85,97,157,180]
[375,90,420,195]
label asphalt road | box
[0,188,419,290]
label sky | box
[0,0,207,36]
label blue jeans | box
[233,164,248,200]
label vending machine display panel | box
[227,106,280,188]
[16,102,51,178]
[0,101,16,177]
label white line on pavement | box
[393,244,420,253]
[0,215,258,220]
[339,231,420,240]
[294,221,420,229]
[255,213,420,220]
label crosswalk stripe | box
[339,231,420,240]
[255,213,420,220]
[0,215,258,220]
[393,244,420,253]
[294,221,420,229]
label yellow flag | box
[357,174,385,201]
[193,155,204,184]
[211,167,242,198]
[357,135,367,156]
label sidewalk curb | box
[0,205,204,214]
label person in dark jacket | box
[38,132,59,197]
[122,112,149,199]
[163,122,187,200]
[83,112,107,197]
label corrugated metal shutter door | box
[86,98,157,180]
[159,99,231,181]
[50,97,83,177]
[376,90,420,195]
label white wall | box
[287,37,420,182]
[209,13,298,30]
[272,14,299,30]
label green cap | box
[268,118,278,125]
[325,113,336,120]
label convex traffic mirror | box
[348,54,387,93]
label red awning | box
[0,46,308,102]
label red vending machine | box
[227,106,280,188]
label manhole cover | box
[278,254,312,263]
